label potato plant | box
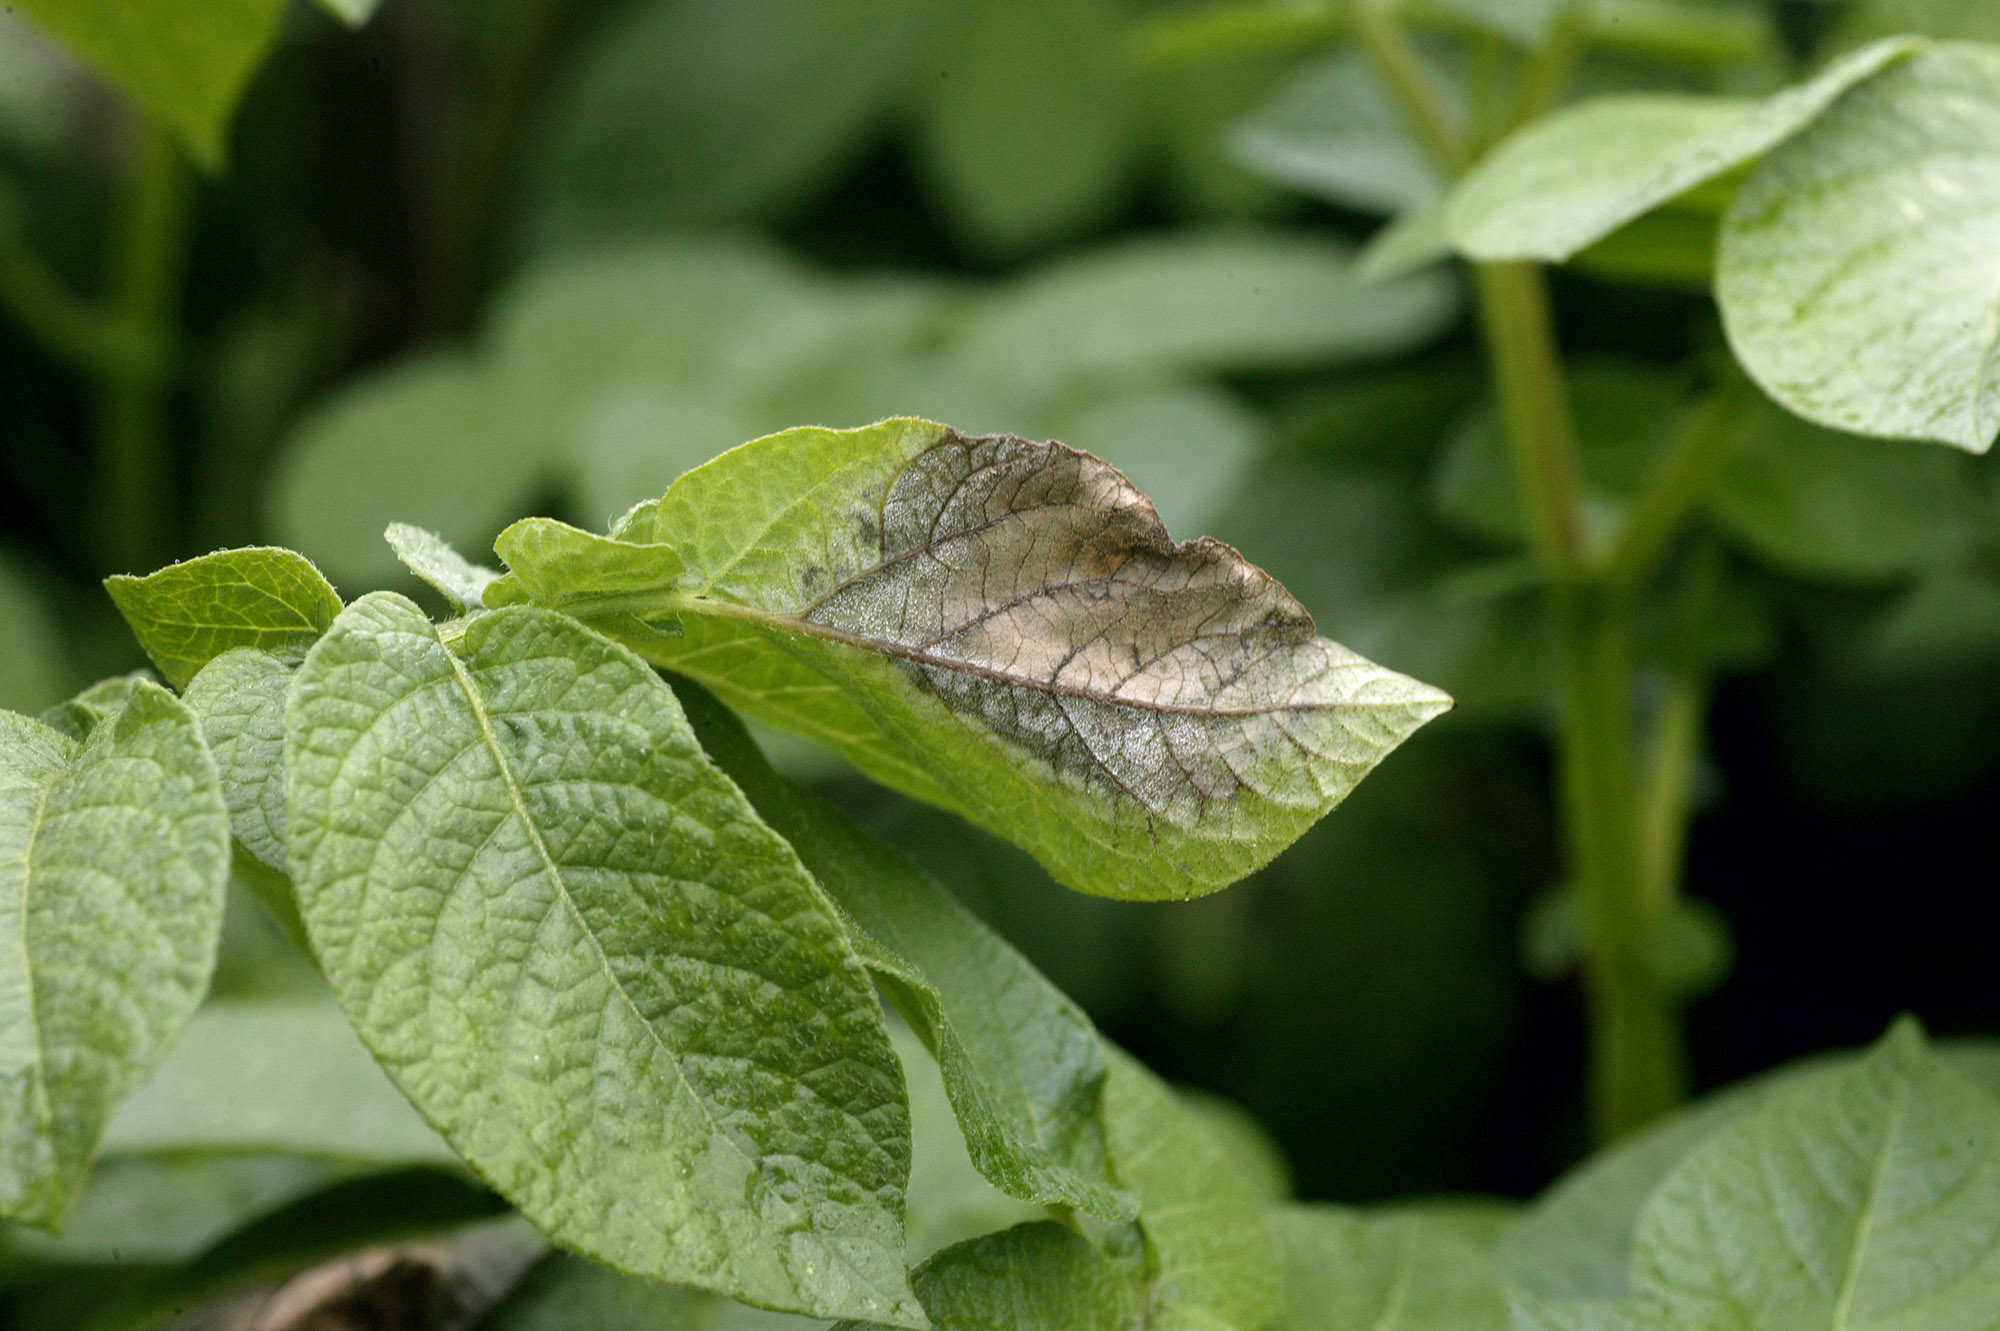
[3,1,2000,1329]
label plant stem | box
[96,119,193,574]
[1353,3,1686,1138]
[1601,367,1750,599]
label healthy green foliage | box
[676,682,1132,1221]
[0,685,229,1228]
[1717,42,2000,452]
[491,419,1452,900]
[8,0,287,167]
[1231,51,1440,216]
[182,648,294,875]
[1269,1205,1509,1331]
[283,593,921,1323]
[1445,39,1917,263]
[1516,1022,2000,1329]
[105,545,343,689]
[385,522,503,614]
[867,1221,1141,1331]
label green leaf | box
[1718,42,2000,452]
[1445,39,1917,262]
[1837,0,2000,44]
[913,0,1137,255]
[183,648,294,876]
[948,232,1461,402]
[847,1221,1142,1331]
[283,594,921,1324]
[497,419,1452,900]
[1102,1046,1284,1331]
[0,553,62,717]
[1231,51,1443,215]
[513,0,937,253]
[37,673,151,743]
[100,997,452,1165]
[1705,396,1975,582]
[104,546,343,690]
[1862,569,2000,677]
[1356,202,1454,285]
[674,679,1132,1220]
[385,524,502,614]
[1518,1020,2000,1329]
[0,685,230,1227]
[1269,1204,1508,1331]
[479,1251,728,1331]
[8,0,287,168]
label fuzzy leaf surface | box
[676,679,1130,1220]
[184,648,295,876]
[106,546,343,689]
[1446,40,1915,261]
[0,685,229,1226]
[495,419,1451,900]
[385,524,502,614]
[1718,42,2000,452]
[283,594,920,1324]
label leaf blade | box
[105,546,343,690]
[282,594,921,1324]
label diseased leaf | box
[1270,1204,1508,1331]
[8,0,286,167]
[1446,39,1917,262]
[1516,1020,2000,1330]
[385,524,502,614]
[840,1222,1141,1331]
[495,419,1451,900]
[676,679,1132,1220]
[912,0,1137,255]
[0,685,230,1227]
[105,546,343,689]
[1102,1045,1283,1331]
[1705,396,1975,582]
[283,594,921,1324]
[184,648,294,876]
[1718,42,2000,452]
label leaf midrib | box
[1828,1078,1908,1331]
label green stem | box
[1351,3,1684,1138]
[1600,367,1750,599]
[1638,665,1706,920]
[1510,3,1587,129]
[96,119,194,574]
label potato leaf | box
[0,685,230,1227]
[8,0,286,168]
[839,1221,1142,1331]
[184,648,295,876]
[1270,1204,1509,1331]
[105,546,343,690]
[1446,39,1916,262]
[283,594,921,1324]
[675,678,1132,1220]
[1514,1020,2000,1329]
[491,419,1451,900]
[1718,42,2000,452]
[384,524,502,614]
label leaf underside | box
[283,594,921,1325]
[495,418,1451,900]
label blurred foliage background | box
[2,0,1998,1217]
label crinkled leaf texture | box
[1719,42,2000,453]
[282,594,922,1325]
[491,419,1451,900]
[1446,39,1917,262]
[1512,1020,2000,1329]
[842,1220,1142,1331]
[106,546,344,689]
[185,648,296,877]
[676,679,1131,1220]
[386,523,503,614]
[0,685,230,1227]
